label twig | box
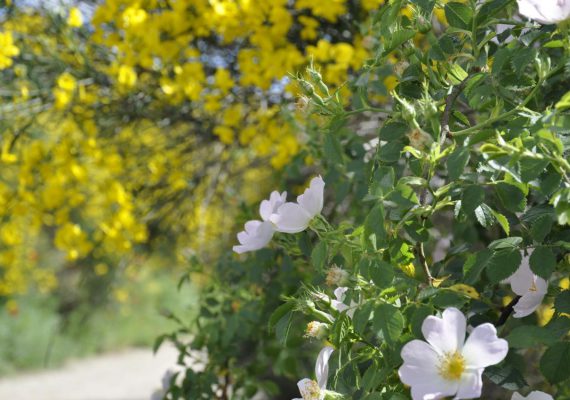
[440,78,469,145]
[496,296,521,326]
[417,242,434,286]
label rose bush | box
[159,0,570,398]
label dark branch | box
[497,296,521,326]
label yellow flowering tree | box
[0,0,393,306]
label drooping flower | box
[517,0,570,24]
[293,346,334,400]
[270,176,325,233]
[503,252,548,318]
[398,307,508,400]
[232,191,286,254]
[512,391,554,400]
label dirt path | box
[0,345,179,400]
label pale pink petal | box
[462,324,508,368]
[422,308,466,355]
[270,203,312,233]
[454,369,483,399]
[315,346,334,389]
[297,176,325,218]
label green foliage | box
[161,0,570,398]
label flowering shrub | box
[160,0,570,398]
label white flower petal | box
[334,287,348,301]
[513,290,547,318]
[232,220,274,253]
[259,190,287,221]
[505,253,535,296]
[410,379,459,400]
[454,369,483,399]
[270,203,312,233]
[315,346,334,389]
[512,391,554,400]
[462,323,508,368]
[399,340,441,387]
[422,308,466,355]
[297,176,325,218]
[517,0,570,24]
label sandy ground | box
[0,345,179,400]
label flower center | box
[439,351,465,381]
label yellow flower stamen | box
[439,351,465,381]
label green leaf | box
[323,134,344,165]
[364,204,388,250]
[379,121,408,141]
[530,214,553,242]
[311,241,328,271]
[385,29,416,54]
[268,302,294,330]
[475,203,495,228]
[491,210,510,235]
[432,289,469,308]
[353,302,374,335]
[445,2,473,29]
[556,90,570,110]
[496,182,526,213]
[379,140,405,163]
[488,237,522,250]
[461,185,485,215]
[463,250,493,284]
[486,249,522,283]
[540,342,570,383]
[369,260,395,288]
[373,304,404,346]
[506,325,558,348]
[555,290,570,314]
[447,147,470,181]
[485,364,527,390]
[529,246,557,280]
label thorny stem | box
[452,63,564,137]
[417,242,434,286]
[440,78,469,145]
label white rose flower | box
[305,321,328,339]
[503,251,548,318]
[517,0,570,24]
[293,346,334,400]
[331,287,357,318]
[232,191,286,254]
[398,307,508,400]
[512,391,554,400]
[270,176,325,233]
